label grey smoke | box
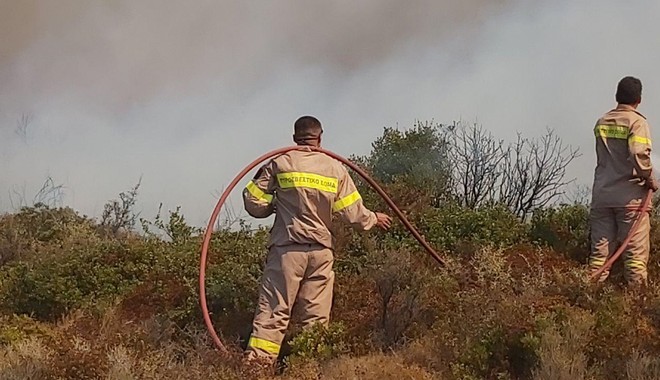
[1,1,659,224]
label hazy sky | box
[2,1,659,225]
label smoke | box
[1,1,659,223]
[0,1,511,109]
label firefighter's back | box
[269,149,343,248]
[592,106,648,208]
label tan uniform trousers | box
[589,207,650,284]
[245,243,334,361]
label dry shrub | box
[49,335,108,380]
[472,246,514,286]
[532,308,595,380]
[626,350,660,380]
[369,249,436,347]
[106,345,136,380]
[0,338,52,379]
[400,247,542,379]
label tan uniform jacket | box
[591,104,654,208]
[243,147,377,248]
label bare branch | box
[14,113,32,143]
[448,121,506,208]
[101,177,142,235]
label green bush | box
[0,210,269,329]
[288,322,349,362]
[417,203,527,252]
[0,240,157,320]
[529,204,590,262]
[0,205,99,265]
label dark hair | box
[616,76,642,105]
[294,116,323,141]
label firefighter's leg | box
[296,246,335,328]
[616,208,650,286]
[245,245,308,362]
[589,207,617,282]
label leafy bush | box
[0,205,99,265]
[0,210,269,332]
[288,322,349,362]
[418,203,528,253]
[529,204,590,262]
[0,240,157,320]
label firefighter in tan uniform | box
[242,116,392,364]
[589,76,657,285]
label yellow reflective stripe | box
[594,124,629,139]
[277,172,338,193]
[630,135,652,146]
[589,257,606,267]
[625,259,647,269]
[246,181,273,203]
[333,191,362,212]
[248,337,280,355]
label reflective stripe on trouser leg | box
[246,244,310,360]
[296,247,335,328]
[617,208,650,285]
[589,208,617,282]
[247,336,281,356]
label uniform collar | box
[295,145,314,152]
[615,104,646,119]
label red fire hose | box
[199,145,444,354]
[589,188,654,281]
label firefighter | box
[242,116,392,364]
[589,76,657,285]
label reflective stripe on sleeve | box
[248,336,281,355]
[629,135,652,146]
[594,124,629,139]
[276,172,338,193]
[246,181,273,203]
[333,191,362,212]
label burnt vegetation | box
[1,121,659,379]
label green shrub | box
[0,205,99,265]
[0,240,158,320]
[288,322,349,362]
[529,204,590,262]
[418,203,527,252]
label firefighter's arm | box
[242,162,276,218]
[333,168,378,231]
[629,119,653,181]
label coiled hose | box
[589,188,654,281]
[199,145,444,354]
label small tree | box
[354,120,453,208]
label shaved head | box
[293,116,323,144]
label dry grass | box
[284,353,436,380]
[0,338,52,380]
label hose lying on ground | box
[589,188,654,282]
[199,145,444,354]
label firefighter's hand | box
[648,177,659,192]
[375,212,393,230]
